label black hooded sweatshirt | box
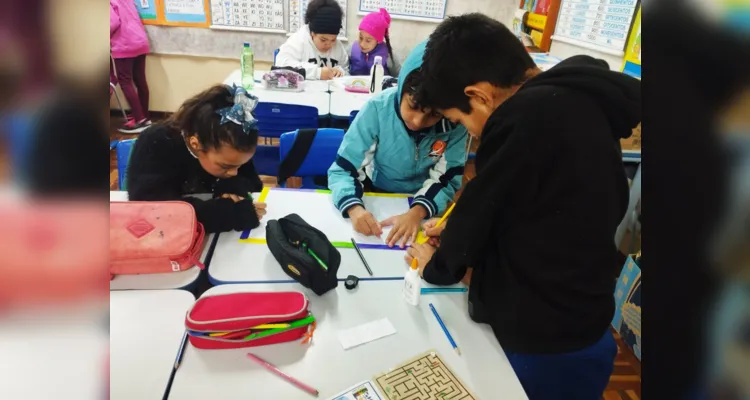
[422,55,641,354]
[126,124,264,233]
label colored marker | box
[247,353,319,397]
[421,287,468,294]
[243,315,316,341]
[429,303,460,356]
[302,243,328,271]
[250,323,291,329]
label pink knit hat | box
[358,8,391,43]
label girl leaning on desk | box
[126,84,267,233]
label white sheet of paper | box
[337,318,397,350]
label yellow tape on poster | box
[621,6,641,80]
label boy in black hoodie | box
[408,14,641,399]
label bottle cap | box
[243,42,250,47]
[410,258,418,270]
[373,55,383,65]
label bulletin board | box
[358,0,447,23]
[289,0,348,39]
[210,0,286,33]
[551,0,639,56]
[621,5,641,80]
[136,0,212,27]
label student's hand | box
[253,202,267,220]
[320,67,336,80]
[220,193,243,202]
[422,217,446,237]
[332,67,345,78]
[348,205,382,237]
[461,268,473,286]
[381,207,427,248]
[405,243,437,277]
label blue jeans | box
[505,330,617,400]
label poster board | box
[289,0,348,39]
[136,0,211,27]
[358,0,447,23]
[551,0,639,56]
[239,188,412,250]
[621,5,641,79]
[210,0,286,33]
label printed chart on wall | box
[551,0,639,56]
[136,0,158,22]
[289,0,348,38]
[163,0,211,26]
[211,0,286,32]
[359,0,446,22]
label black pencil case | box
[266,213,340,295]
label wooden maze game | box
[374,351,476,400]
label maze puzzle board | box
[374,351,476,400]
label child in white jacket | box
[275,0,349,80]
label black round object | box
[345,275,359,290]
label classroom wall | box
[110,55,272,113]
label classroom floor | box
[108,114,641,399]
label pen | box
[247,353,319,397]
[429,303,460,356]
[174,331,188,369]
[350,238,373,276]
[421,287,468,294]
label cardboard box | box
[612,255,642,360]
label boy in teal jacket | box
[327,41,468,248]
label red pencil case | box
[184,291,315,350]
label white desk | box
[109,191,213,290]
[168,282,528,400]
[209,231,408,284]
[224,69,332,93]
[209,189,413,284]
[111,290,194,400]
[330,90,372,119]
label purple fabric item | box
[349,42,390,76]
[110,0,150,59]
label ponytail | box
[384,30,395,66]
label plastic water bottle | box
[369,56,384,94]
[241,42,254,90]
[403,258,422,306]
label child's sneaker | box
[117,118,149,134]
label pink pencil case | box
[184,291,314,350]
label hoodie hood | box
[522,55,641,139]
[396,40,427,108]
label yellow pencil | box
[416,202,456,244]
[250,323,290,329]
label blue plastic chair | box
[348,110,359,126]
[273,48,280,65]
[116,138,136,190]
[1,114,32,177]
[279,128,345,189]
[253,103,319,177]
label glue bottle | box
[369,56,384,94]
[403,258,422,306]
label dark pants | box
[506,330,617,399]
[113,54,149,121]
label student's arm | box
[413,126,468,218]
[276,39,321,80]
[327,100,380,217]
[110,3,121,35]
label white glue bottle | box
[369,56,385,94]
[403,258,422,306]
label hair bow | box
[216,84,259,134]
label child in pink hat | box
[350,8,396,76]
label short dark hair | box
[167,85,258,152]
[416,13,536,113]
[304,0,343,24]
[402,68,427,109]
